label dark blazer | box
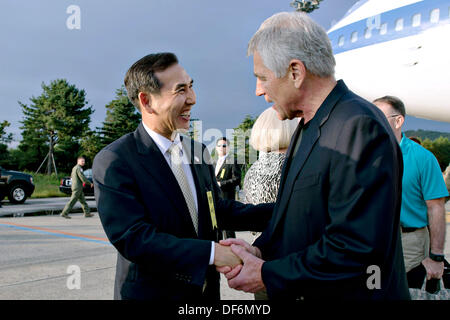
[93,123,273,301]
[253,80,410,300]
[215,156,242,200]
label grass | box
[25,171,70,198]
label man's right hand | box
[214,243,242,268]
[219,238,262,259]
[422,257,444,280]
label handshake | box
[213,238,266,293]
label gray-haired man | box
[218,11,410,300]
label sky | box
[1,0,449,150]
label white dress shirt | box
[142,123,215,265]
[215,154,228,176]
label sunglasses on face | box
[217,144,227,148]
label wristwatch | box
[429,252,445,262]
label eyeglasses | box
[217,144,227,148]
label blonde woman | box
[243,107,298,207]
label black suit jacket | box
[215,156,241,200]
[93,123,273,300]
[254,80,410,300]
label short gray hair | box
[248,12,335,78]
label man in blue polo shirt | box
[374,96,448,288]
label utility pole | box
[36,132,58,175]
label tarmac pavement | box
[0,200,449,300]
[0,197,97,217]
[0,212,254,300]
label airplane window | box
[430,9,439,23]
[412,13,421,27]
[364,28,371,39]
[338,35,344,47]
[351,31,358,43]
[395,18,404,31]
[380,23,387,35]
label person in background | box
[408,136,421,145]
[215,137,242,239]
[373,96,449,289]
[242,106,297,300]
[243,107,297,222]
[444,163,450,203]
[218,12,409,300]
[60,156,94,219]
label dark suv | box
[0,167,35,204]
[59,168,94,196]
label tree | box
[291,0,323,13]
[79,130,104,168]
[421,137,450,172]
[98,86,141,146]
[232,115,257,184]
[0,121,13,167]
[19,79,93,174]
[0,121,13,144]
[80,86,140,163]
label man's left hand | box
[225,244,266,293]
[422,257,444,280]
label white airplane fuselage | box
[328,0,450,123]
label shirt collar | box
[218,153,228,161]
[399,133,407,148]
[142,122,181,155]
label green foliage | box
[99,86,141,145]
[4,148,29,171]
[0,121,13,167]
[290,0,323,13]
[80,86,140,162]
[26,171,68,198]
[80,130,103,168]
[18,79,93,173]
[420,137,450,172]
[404,129,450,141]
[0,144,8,167]
[232,115,257,185]
[0,121,13,144]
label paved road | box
[0,200,449,300]
[0,197,96,217]
[0,213,254,300]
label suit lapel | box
[271,123,320,230]
[269,80,349,234]
[134,124,197,235]
[276,119,303,199]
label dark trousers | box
[220,189,236,239]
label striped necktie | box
[167,143,198,235]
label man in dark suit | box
[215,137,242,239]
[93,53,273,300]
[219,12,410,300]
[215,137,241,200]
